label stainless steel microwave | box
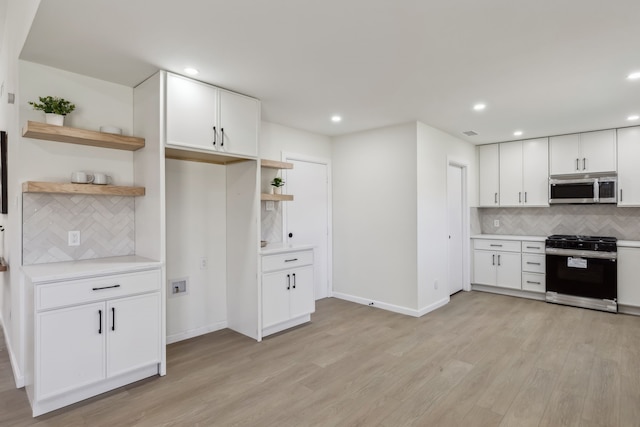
[549,175,617,204]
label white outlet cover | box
[68,230,80,246]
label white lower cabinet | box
[618,247,640,307]
[472,237,546,293]
[261,248,315,337]
[473,240,522,289]
[25,266,163,417]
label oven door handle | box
[545,247,617,260]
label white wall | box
[165,159,227,343]
[332,122,419,311]
[416,122,477,310]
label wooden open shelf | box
[165,147,256,165]
[261,193,294,202]
[23,121,145,151]
[23,181,145,196]
[261,159,293,169]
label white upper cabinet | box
[549,129,616,175]
[165,72,259,158]
[218,89,260,157]
[617,126,640,206]
[499,138,549,207]
[479,144,500,207]
[166,73,219,151]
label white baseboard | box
[619,304,640,316]
[332,292,449,318]
[166,321,228,344]
[0,312,24,388]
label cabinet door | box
[549,133,580,175]
[289,266,315,319]
[499,141,523,206]
[218,90,259,157]
[522,138,549,206]
[37,302,105,399]
[617,127,640,206]
[580,129,616,174]
[473,250,497,286]
[107,293,161,378]
[496,252,522,289]
[618,247,640,306]
[166,73,219,151]
[479,144,500,206]
[262,271,292,328]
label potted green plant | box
[271,177,285,194]
[28,96,76,126]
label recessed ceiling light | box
[628,115,640,121]
[184,67,199,75]
[513,130,523,136]
[331,115,342,123]
[473,103,486,111]
[627,72,640,80]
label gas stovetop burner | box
[546,234,617,252]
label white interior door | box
[285,157,330,300]
[447,164,464,295]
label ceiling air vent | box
[462,130,478,136]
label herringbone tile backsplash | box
[23,194,135,265]
[479,205,640,240]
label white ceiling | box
[19,0,640,144]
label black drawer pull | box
[292,273,296,289]
[525,246,540,249]
[489,244,502,247]
[526,262,541,265]
[98,310,102,334]
[212,126,217,146]
[287,274,291,290]
[112,307,116,331]
[92,284,121,291]
[284,258,298,263]
[526,280,541,285]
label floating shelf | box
[261,159,293,169]
[165,147,255,165]
[261,193,294,202]
[23,181,145,196]
[22,121,145,151]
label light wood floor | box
[2,291,640,426]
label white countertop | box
[471,234,546,242]
[260,243,315,255]
[22,255,162,283]
[618,241,640,248]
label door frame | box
[282,152,333,298]
[447,158,471,292]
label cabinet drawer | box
[522,241,545,254]
[36,269,161,311]
[522,254,545,274]
[473,239,521,253]
[522,273,545,293]
[262,250,313,272]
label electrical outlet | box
[434,280,439,290]
[265,201,275,211]
[68,230,80,246]
[169,278,188,296]
[494,219,500,227]
[200,257,208,270]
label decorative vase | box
[45,113,64,126]
[273,186,281,195]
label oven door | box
[546,251,617,300]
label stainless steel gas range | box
[545,234,617,313]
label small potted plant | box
[271,177,285,194]
[28,96,76,126]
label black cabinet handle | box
[583,158,586,170]
[287,274,290,290]
[519,192,522,203]
[92,284,121,291]
[525,246,539,249]
[285,258,298,263]
[489,244,502,247]
[111,307,116,331]
[212,126,217,146]
[527,262,541,265]
[497,255,501,266]
[292,273,296,289]
[494,193,498,204]
[576,158,579,170]
[221,128,225,147]
[526,280,541,285]
[620,189,623,202]
[492,254,495,266]
[524,192,527,203]
[98,310,102,334]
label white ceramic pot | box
[45,113,64,126]
[274,187,282,194]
